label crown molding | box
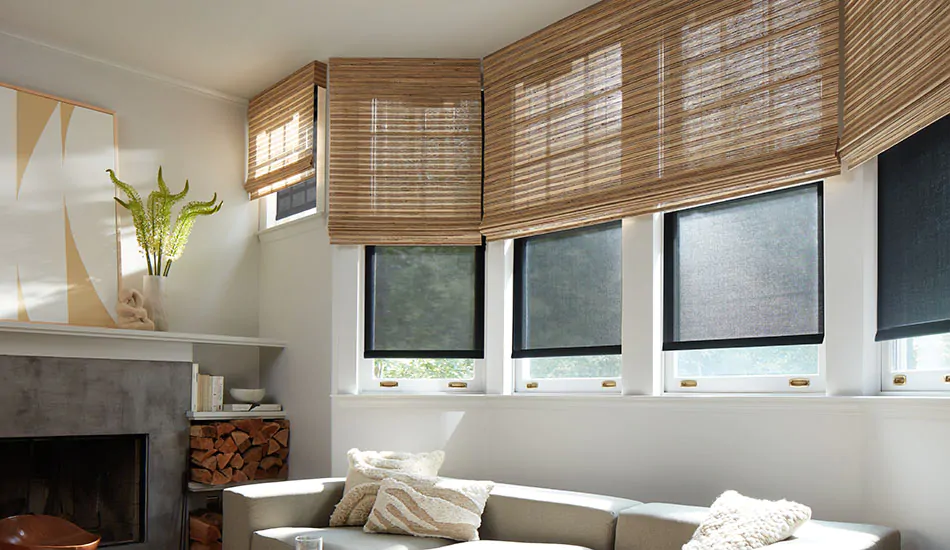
[0,30,248,105]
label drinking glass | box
[295,535,323,550]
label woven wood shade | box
[839,0,950,168]
[481,0,840,240]
[245,61,327,199]
[327,58,483,245]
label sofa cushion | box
[453,542,592,550]
[615,503,901,550]
[479,484,639,550]
[251,526,457,550]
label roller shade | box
[877,115,950,341]
[664,184,824,351]
[481,0,839,240]
[839,0,950,168]
[327,58,483,245]
[245,61,326,199]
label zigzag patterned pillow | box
[330,448,446,527]
[364,477,494,542]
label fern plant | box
[108,167,223,277]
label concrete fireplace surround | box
[0,354,191,549]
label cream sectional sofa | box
[222,478,899,550]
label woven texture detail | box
[683,491,812,550]
[481,0,839,240]
[839,0,950,167]
[330,448,445,527]
[328,58,483,245]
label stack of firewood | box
[189,511,222,550]
[189,419,289,485]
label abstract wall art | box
[0,83,118,327]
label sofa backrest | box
[479,483,640,550]
[615,502,902,550]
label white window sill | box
[258,212,322,243]
[331,392,950,416]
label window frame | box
[661,182,827,393]
[881,337,950,392]
[512,222,622,393]
[360,245,487,394]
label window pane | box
[667,184,822,346]
[275,178,317,220]
[374,358,475,380]
[370,246,480,353]
[526,356,622,379]
[520,223,621,350]
[877,114,950,340]
[675,345,819,377]
[893,334,950,372]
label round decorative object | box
[230,388,266,404]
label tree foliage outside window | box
[525,355,622,379]
[374,358,474,380]
[675,345,819,377]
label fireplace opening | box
[0,434,147,546]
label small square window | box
[365,246,484,359]
[513,222,622,391]
[664,184,824,392]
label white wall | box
[332,396,950,550]
[259,217,334,478]
[0,32,259,338]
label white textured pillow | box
[684,491,812,550]
[330,448,446,527]
[365,477,494,542]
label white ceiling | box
[0,0,599,100]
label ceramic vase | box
[142,275,169,331]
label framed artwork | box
[0,83,118,327]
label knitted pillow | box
[329,448,445,527]
[684,491,811,550]
[364,477,494,542]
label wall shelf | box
[187,479,280,493]
[187,411,287,420]
[0,320,286,348]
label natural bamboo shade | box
[245,61,327,199]
[482,0,840,240]
[839,0,950,168]
[327,58,483,245]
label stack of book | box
[191,364,224,412]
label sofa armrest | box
[223,478,345,550]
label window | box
[664,184,824,392]
[513,222,622,392]
[260,86,326,230]
[362,246,485,392]
[878,115,950,391]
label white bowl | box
[230,388,266,404]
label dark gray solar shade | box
[368,246,481,355]
[877,115,950,341]
[518,222,622,352]
[665,184,823,349]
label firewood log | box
[216,452,235,470]
[190,468,213,485]
[273,429,289,447]
[189,514,221,544]
[244,446,263,464]
[216,423,236,438]
[190,437,214,451]
[267,439,281,456]
[230,453,245,470]
[219,437,238,455]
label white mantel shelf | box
[0,320,286,348]
[0,321,285,362]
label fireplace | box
[0,434,148,546]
